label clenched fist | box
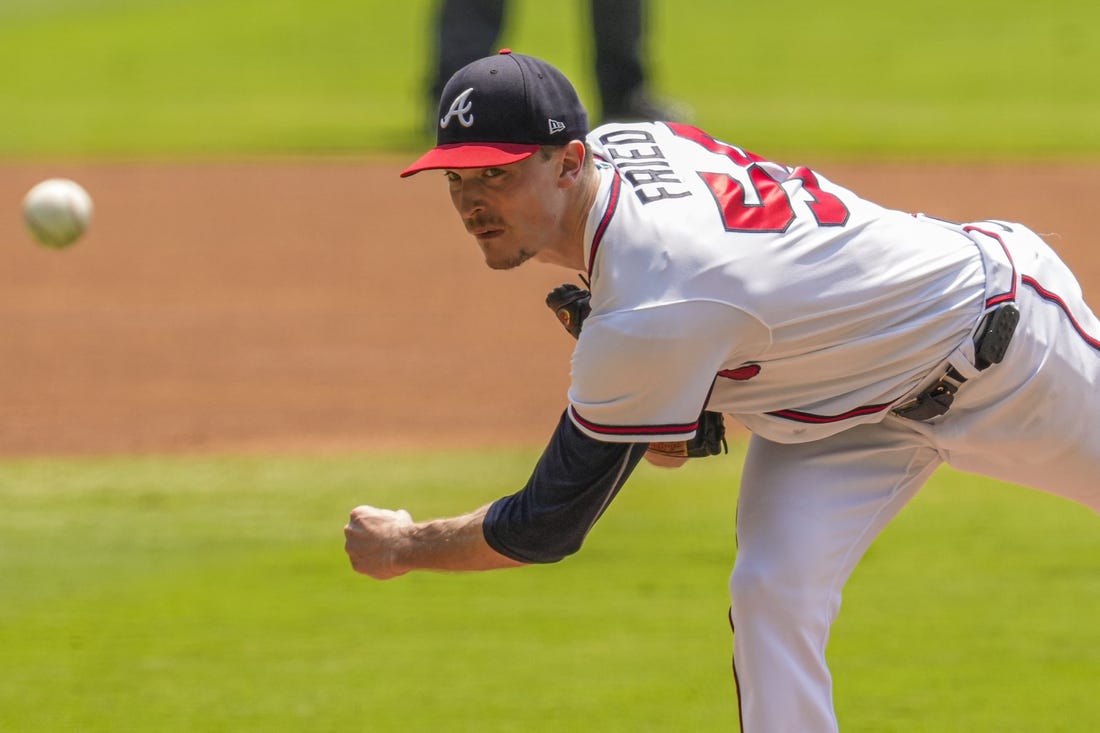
[344,505,414,579]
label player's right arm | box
[344,504,523,579]
[344,412,649,578]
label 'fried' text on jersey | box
[599,129,692,205]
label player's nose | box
[452,179,486,218]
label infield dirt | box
[2,160,1097,456]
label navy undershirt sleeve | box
[482,410,649,564]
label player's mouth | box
[467,215,504,240]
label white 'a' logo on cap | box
[440,88,475,129]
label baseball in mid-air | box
[22,178,94,249]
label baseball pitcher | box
[346,51,1099,731]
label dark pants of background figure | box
[430,0,651,121]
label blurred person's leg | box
[429,0,506,107]
[591,0,688,121]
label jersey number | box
[669,123,849,232]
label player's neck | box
[538,164,600,271]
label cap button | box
[497,48,512,55]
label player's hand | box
[644,450,688,469]
[344,505,415,580]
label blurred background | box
[2,0,1098,161]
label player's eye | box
[483,168,505,178]
[444,171,460,182]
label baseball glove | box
[545,283,727,459]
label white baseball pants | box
[729,224,1100,731]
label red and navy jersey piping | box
[964,225,1017,307]
[767,402,894,425]
[570,405,698,439]
[588,169,622,278]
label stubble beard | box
[486,249,535,270]
[480,239,535,270]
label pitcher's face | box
[445,151,568,270]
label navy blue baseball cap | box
[400,50,589,178]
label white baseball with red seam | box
[22,178,93,249]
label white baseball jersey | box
[488,120,1099,733]
[568,122,993,444]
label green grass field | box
[1,0,1098,159]
[2,448,1097,732]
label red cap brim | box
[399,142,540,178]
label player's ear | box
[557,140,587,187]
